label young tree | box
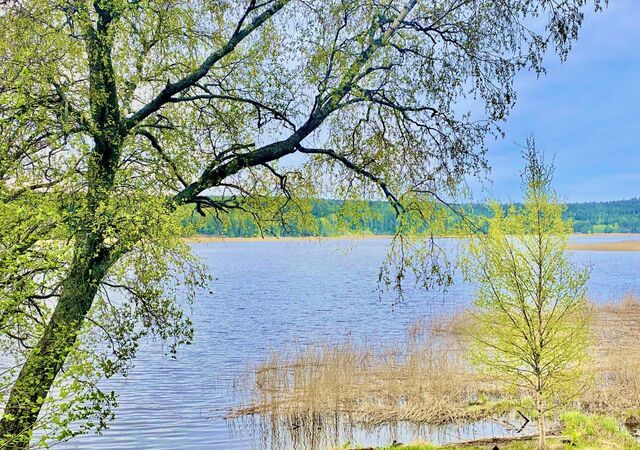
[0,0,602,447]
[462,142,591,450]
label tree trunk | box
[0,2,124,445]
[536,391,546,450]
[0,240,110,449]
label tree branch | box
[135,130,187,187]
[125,0,289,129]
[172,0,418,207]
[296,145,404,216]
[168,93,296,129]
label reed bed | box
[229,295,640,446]
[583,294,640,414]
[229,313,503,427]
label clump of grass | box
[229,315,507,448]
[231,315,494,424]
[559,411,639,448]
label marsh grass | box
[229,313,514,448]
[230,295,640,448]
[582,294,640,414]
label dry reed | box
[582,294,640,414]
[229,313,504,431]
[229,294,640,446]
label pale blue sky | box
[480,0,640,202]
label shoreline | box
[182,234,397,243]
[184,234,640,252]
[567,240,640,251]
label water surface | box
[56,236,640,449]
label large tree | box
[0,0,601,447]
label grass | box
[230,295,640,449]
[380,443,532,450]
[583,294,640,415]
[559,411,640,449]
[229,313,505,449]
[230,312,505,425]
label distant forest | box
[183,198,640,237]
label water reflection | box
[231,412,540,449]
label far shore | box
[567,239,640,251]
[182,234,396,243]
[184,233,640,251]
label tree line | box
[183,197,640,237]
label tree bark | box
[1,1,125,444]
[0,237,111,449]
[536,390,546,450]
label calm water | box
[53,236,640,449]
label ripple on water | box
[43,238,640,448]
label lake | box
[56,236,640,449]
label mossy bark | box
[0,2,123,446]
[0,242,111,448]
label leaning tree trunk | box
[0,141,117,448]
[0,140,118,448]
[0,238,111,449]
[0,1,125,446]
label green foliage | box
[181,197,640,237]
[568,198,640,233]
[461,143,592,449]
[560,412,640,449]
[183,198,399,237]
[0,188,208,446]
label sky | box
[480,0,640,203]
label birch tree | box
[462,142,591,449]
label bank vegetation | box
[230,295,640,448]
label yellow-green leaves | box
[461,142,591,448]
